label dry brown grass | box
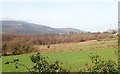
[35,39,117,53]
[2,33,117,55]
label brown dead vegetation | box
[36,39,117,53]
[2,33,117,55]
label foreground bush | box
[79,53,119,74]
[5,53,67,73]
[5,53,119,73]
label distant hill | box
[1,20,86,34]
[57,28,86,34]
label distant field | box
[2,39,118,72]
[2,33,117,55]
[37,38,117,52]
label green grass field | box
[0,58,2,73]
[2,39,118,72]
[2,48,117,72]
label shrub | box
[5,53,67,73]
[79,53,118,74]
[79,39,86,42]
[2,33,116,54]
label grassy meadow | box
[2,38,118,72]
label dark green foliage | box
[79,39,86,42]
[30,53,41,63]
[5,62,9,64]
[5,53,67,73]
[5,58,19,70]
[30,53,66,73]
[80,53,118,74]
[4,52,119,73]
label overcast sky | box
[0,0,119,32]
